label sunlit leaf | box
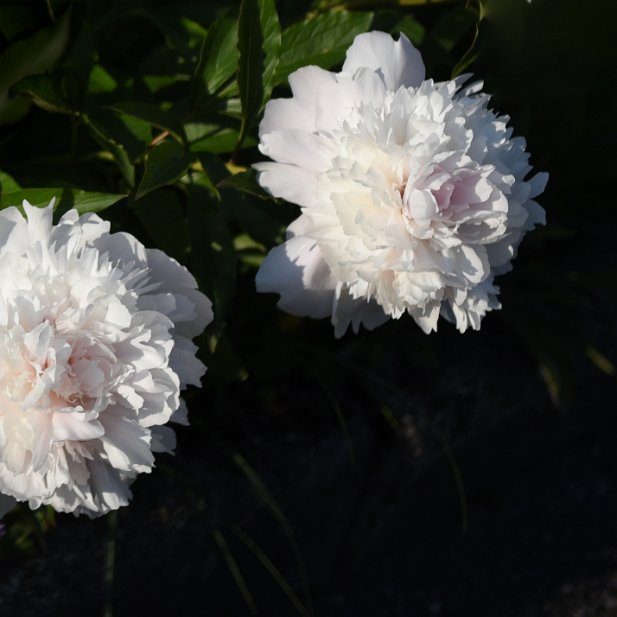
[194,16,239,103]
[274,11,373,85]
[0,171,21,193]
[0,188,125,214]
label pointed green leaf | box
[0,171,21,193]
[0,189,125,214]
[132,188,190,261]
[237,0,281,147]
[110,102,186,143]
[274,11,373,85]
[85,117,136,186]
[194,16,239,103]
[10,73,72,114]
[0,8,71,91]
[136,140,194,199]
[218,169,272,201]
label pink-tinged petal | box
[342,32,425,90]
[0,200,210,516]
[51,415,105,442]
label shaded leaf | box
[218,169,272,201]
[136,140,195,199]
[88,110,151,161]
[10,73,72,114]
[111,102,186,142]
[132,188,190,261]
[237,0,281,147]
[187,184,236,331]
[85,116,137,186]
[0,8,71,90]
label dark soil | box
[1,318,616,617]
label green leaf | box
[274,11,373,85]
[85,117,137,186]
[395,15,426,47]
[132,188,190,261]
[429,4,477,53]
[187,184,236,332]
[237,0,281,148]
[191,124,256,154]
[87,65,118,95]
[0,189,125,214]
[110,102,187,143]
[10,73,72,114]
[218,169,272,201]
[0,8,71,91]
[0,171,21,193]
[194,16,239,103]
[136,140,194,199]
[88,110,152,162]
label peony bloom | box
[0,201,212,516]
[255,31,547,336]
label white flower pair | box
[0,31,546,519]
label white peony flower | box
[0,201,212,516]
[255,31,547,336]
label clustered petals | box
[0,202,212,516]
[256,31,547,336]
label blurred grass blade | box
[435,432,469,533]
[311,370,355,467]
[586,346,616,377]
[451,0,484,77]
[212,528,258,615]
[233,526,312,617]
[103,511,117,617]
[232,452,313,613]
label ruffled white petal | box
[0,202,212,516]
[342,31,425,90]
[255,30,547,336]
